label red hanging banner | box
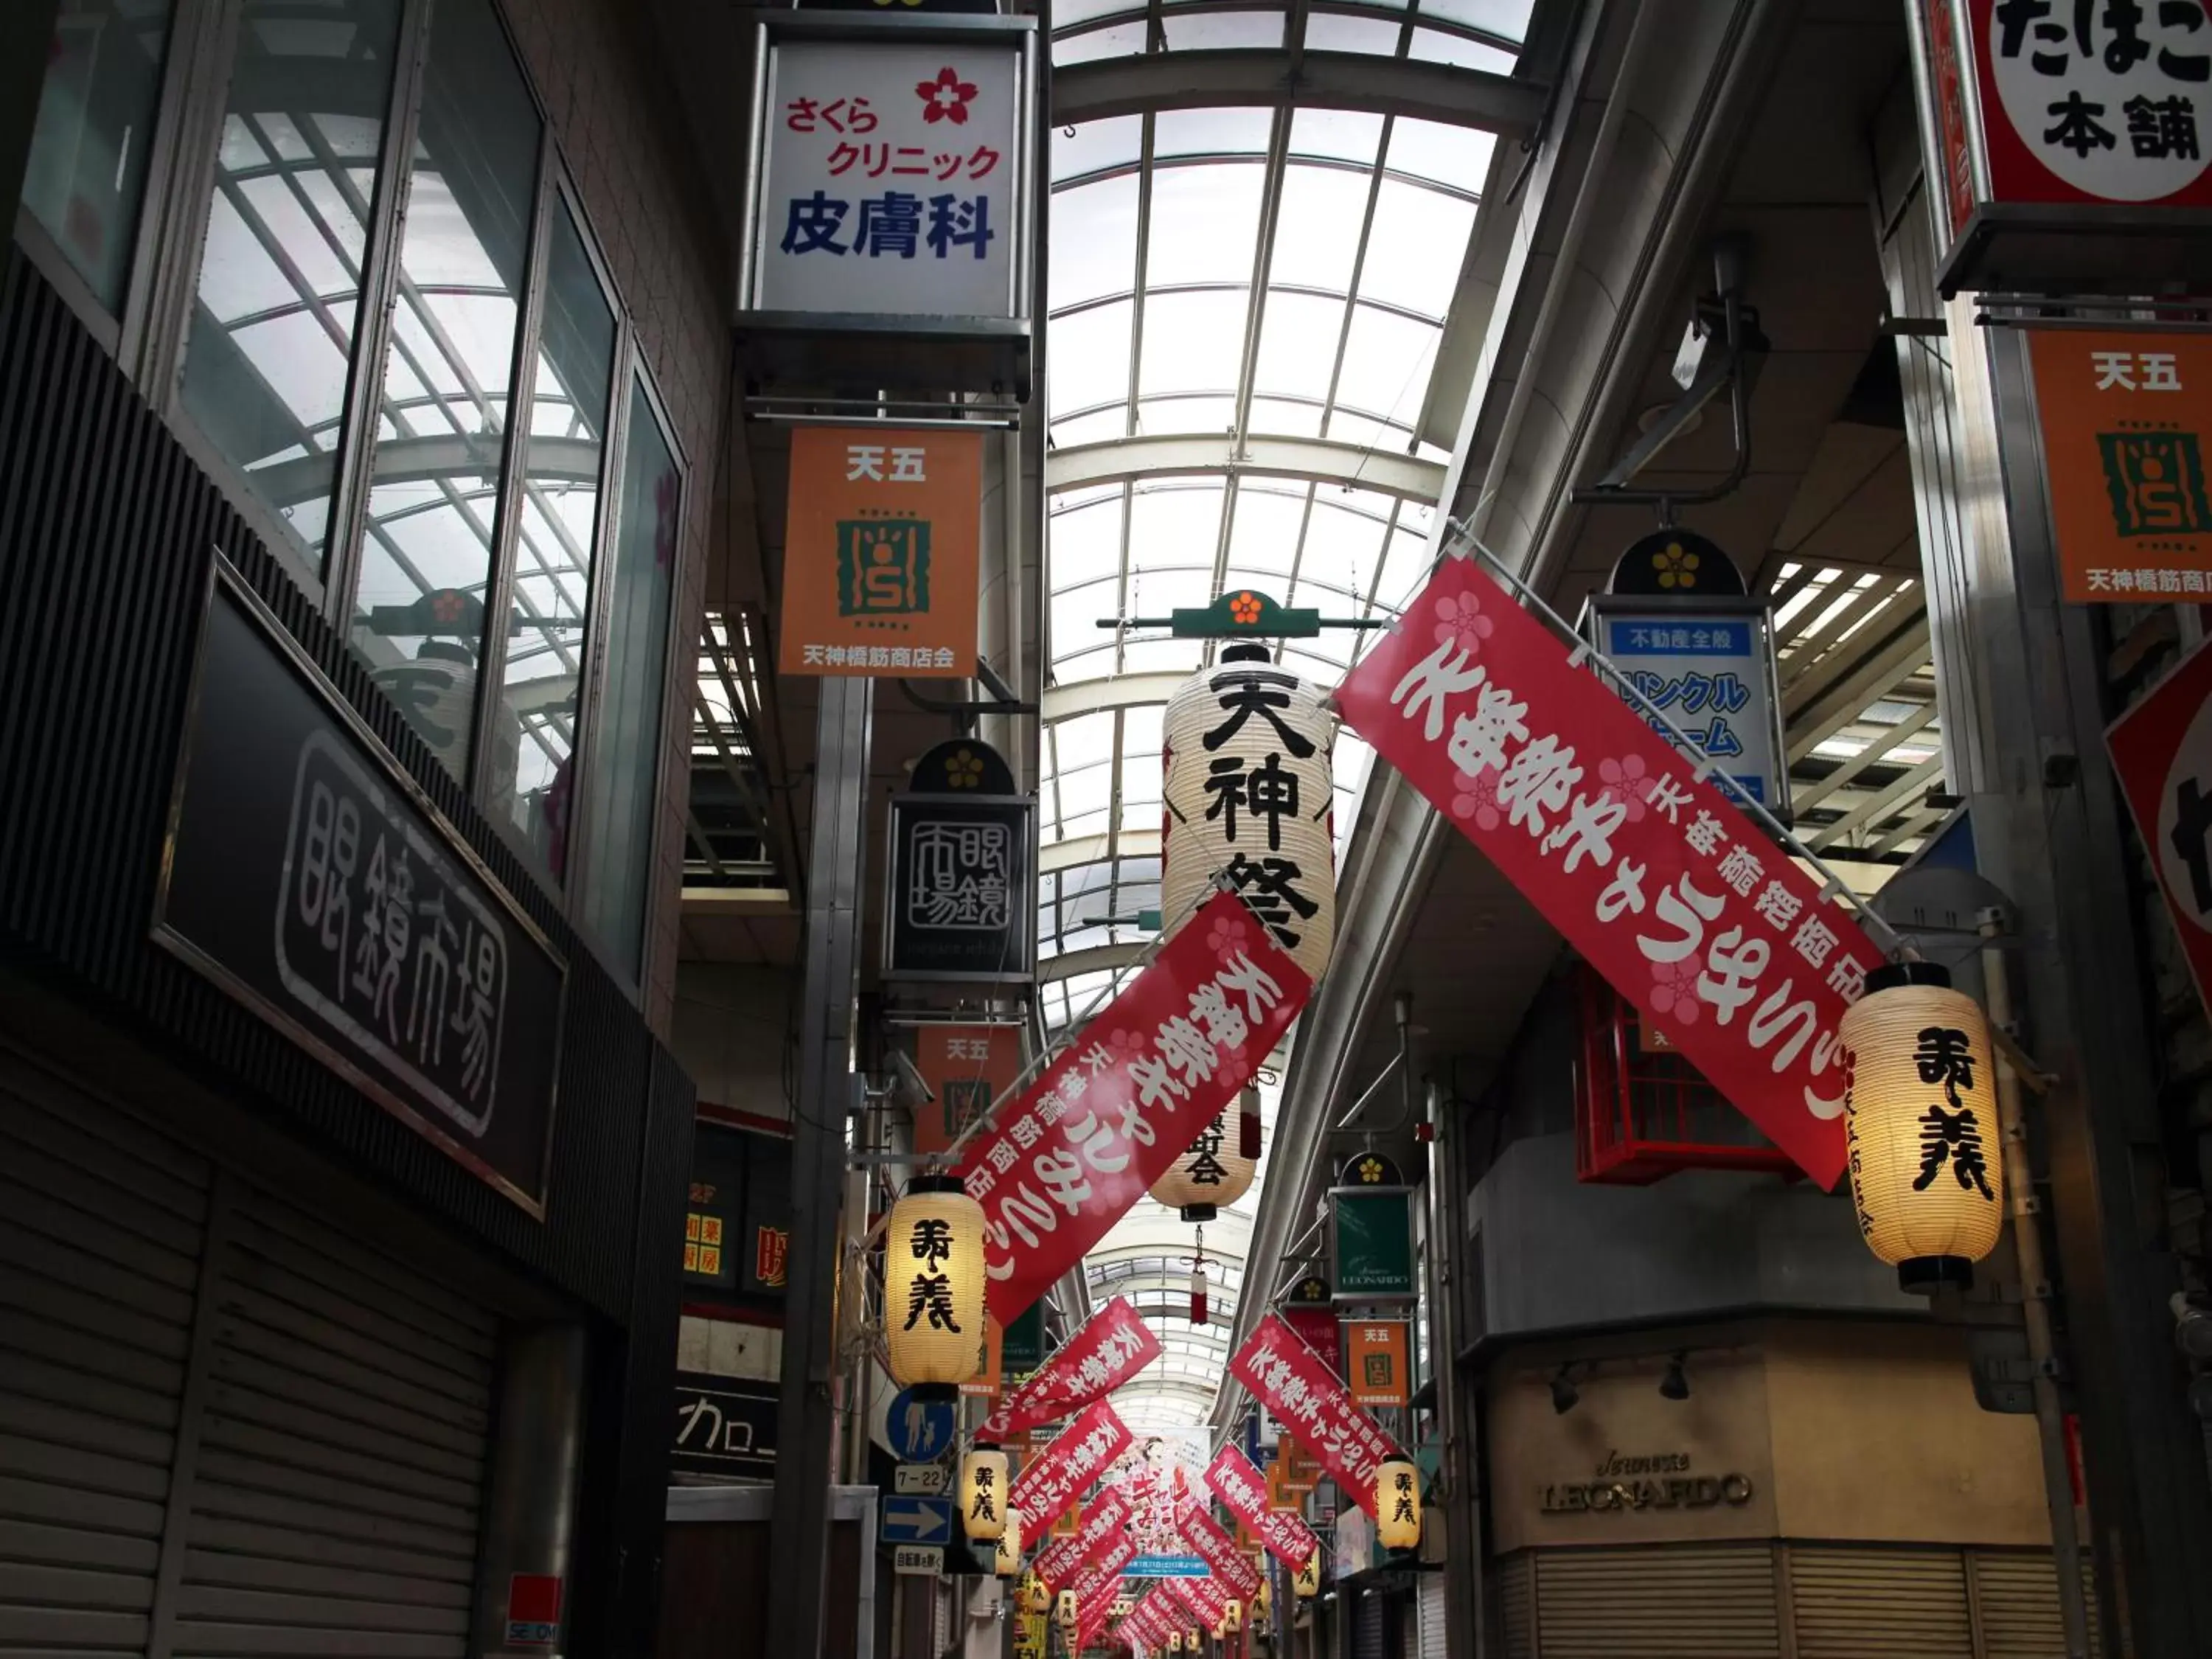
[1226,1315,1405,1520]
[2109,637,2212,1023]
[1077,1580,1125,1652]
[1068,1535,1138,1621]
[1011,1399,1134,1537]
[1128,1590,1178,1650]
[981,1295,1160,1441]
[1335,557,1869,1186]
[958,891,1314,1324]
[1032,1484,1136,1593]
[1169,1572,1231,1630]
[1177,1498,1262,1599]
[1204,1444,1319,1570]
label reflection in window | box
[497,205,615,876]
[351,0,542,787]
[179,0,403,567]
[24,0,174,312]
[580,383,680,979]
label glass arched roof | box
[1043,0,1534,1429]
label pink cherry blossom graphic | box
[1206,912,1250,956]
[917,66,978,125]
[1647,957,1702,1026]
[1107,1027,1148,1064]
[1597,754,1650,822]
[1451,768,1503,831]
[1431,590,1493,654]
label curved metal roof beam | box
[1047,433,1445,504]
[1051,49,1547,134]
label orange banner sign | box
[912,1023,1022,1156]
[962,1314,1005,1400]
[2029,330,2212,603]
[778,426,981,678]
[1344,1321,1410,1408]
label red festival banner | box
[1177,1498,1262,1599]
[1011,1399,1134,1537]
[1205,1444,1319,1570]
[1127,1590,1178,1650]
[1077,1582,1124,1652]
[1068,1534,1138,1621]
[1229,1314,1404,1520]
[959,891,1314,1322]
[1032,1484,1135,1593]
[1335,557,1872,1186]
[981,1295,1159,1441]
[1169,1572,1232,1630]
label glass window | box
[178,0,405,568]
[579,380,680,979]
[497,204,616,876]
[23,0,175,312]
[349,0,543,786]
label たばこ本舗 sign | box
[1333,555,1872,1188]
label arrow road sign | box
[886,1390,957,1461]
[880,1495,955,1546]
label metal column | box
[469,1326,589,1655]
[768,675,876,1659]
[1423,1082,1480,1659]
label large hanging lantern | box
[1022,1574,1050,1613]
[1293,1551,1319,1598]
[1222,1600,1242,1634]
[884,1175,987,1395]
[1840,963,2003,1292]
[1149,1093,1259,1220]
[1376,1459,1421,1551]
[1057,1590,1078,1630]
[1161,642,1338,987]
[964,1447,1009,1541]
[995,1509,1023,1576]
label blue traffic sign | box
[886,1390,956,1461]
[880,1495,955,1546]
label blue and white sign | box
[881,1495,956,1546]
[1596,604,1783,810]
[1127,1555,1209,1578]
[886,1388,957,1461]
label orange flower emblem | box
[1229,591,1262,625]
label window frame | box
[13,0,695,1005]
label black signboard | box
[672,1370,779,1478]
[153,562,564,1214]
[884,793,1035,984]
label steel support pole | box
[768,675,875,1659]
[1423,1081,1480,1659]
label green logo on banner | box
[2098,428,2212,538]
[837,518,933,616]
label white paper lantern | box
[1167,1634,1183,1653]
[1376,1459,1420,1551]
[1057,1590,1079,1630]
[885,1175,987,1395]
[1149,1093,1259,1221]
[1222,1600,1241,1633]
[1161,642,1337,986]
[995,1509,1023,1576]
[1293,1551,1319,1598]
[964,1447,1009,1540]
[1840,962,2004,1291]
[1022,1574,1050,1613]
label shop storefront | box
[0,251,694,1654]
[1484,1320,2083,1658]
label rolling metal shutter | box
[171,1186,495,1658]
[1494,1553,1535,1659]
[1790,1546,1972,1658]
[1416,1572,1447,1659]
[1351,1589,1388,1659]
[1972,1549,2102,1659]
[1536,1545,1781,1658]
[0,1063,209,1656]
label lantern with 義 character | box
[883,1175,987,1394]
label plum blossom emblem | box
[1432,590,1493,654]
[1451,767,1503,831]
[1648,956,1701,1026]
[1596,754,1651,823]
[1206,911,1251,956]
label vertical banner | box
[2027,330,2212,602]
[914,1023,1023,1154]
[1010,1399,1134,1536]
[1227,1315,1405,1520]
[981,1296,1160,1439]
[1335,557,1869,1186]
[1205,1444,1320,1571]
[1343,1321,1411,1408]
[2110,638,2212,1020]
[959,891,1314,1323]
[779,426,982,678]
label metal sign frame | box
[881,790,1038,984]
[736,10,1039,397]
